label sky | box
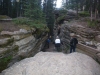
[56,0,62,8]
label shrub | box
[0,15,10,20]
[0,28,3,32]
[13,17,31,25]
[56,15,66,24]
[0,56,12,72]
[13,18,47,29]
[79,11,90,17]
[87,20,97,28]
[13,18,49,36]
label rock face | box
[0,29,47,72]
[0,52,100,75]
[59,23,70,52]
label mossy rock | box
[0,45,19,58]
[12,45,19,52]
[0,55,13,72]
[0,15,10,20]
[0,38,14,48]
[0,45,19,72]
[56,15,66,24]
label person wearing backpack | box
[46,37,51,48]
[54,36,63,52]
[70,33,78,53]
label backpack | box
[74,38,78,44]
[70,38,78,46]
[47,39,50,43]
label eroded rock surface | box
[1,52,100,75]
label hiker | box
[57,25,61,35]
[70,33,78,53]
[46,36,51,48]
[54,36,63,52]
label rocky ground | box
[0,21,20,32]
[0,52,100,75]
[64,19,100,50]
[0,16,100,74]
[0,20,47,73]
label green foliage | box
[0,15,10,20]
[24,0,45,21]
[59,9,67,15]
[0,38,14,48]
[12,45,19,52]
[0,56,12,72]
[87,20,97,27]
[0,26,3,32]
[13,18,48,32]
[79,11,90,17]
[56,15,66,23]
[13,17,31,25]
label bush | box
[56,15,66,24]
[0,56,12,72]
[0,28,3,32]
[13,18,45,29]
[0,15,10,20]
[79,11,90,17]
[13,17,49,33]
[87,20,97,28]
[13,17,31,25]
[59,9,67,15]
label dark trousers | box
[56,47,61,52]
[70,46,76,53]
[55,43,61,52]
[47,42,49,48]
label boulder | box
[1,29,29,36]
[12,35,20,41]
[95,35,100,43]
[65,21,99,40]
[0,48,7,55]
[96,43,100,51]
[97,53,100,62]
[15,36,36,55]
[15,36,35,47]
[1,31,14,35]
[0,38,14,47]
[19,29,28,33]
[1,52,100,75]
[0,38,9,46]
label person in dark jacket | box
[70,33,78,53]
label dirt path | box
[44,42,57,52]
[44,42,84,54]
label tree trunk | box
[90,0,93,21]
